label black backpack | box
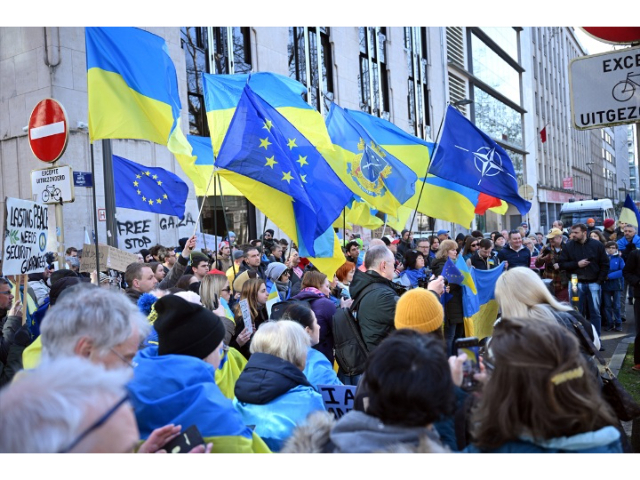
[269,297,314,320]
[332,283,384,376]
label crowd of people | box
[0,219,638,454]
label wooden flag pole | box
[21,274,28,326]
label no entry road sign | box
[28,98,69,163]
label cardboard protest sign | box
[2,197,49,275]
[80,243,138,272]
[239,299,253,334]
[317,384,356,419]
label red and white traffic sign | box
[28,98,69,163]
[582,27,640,45]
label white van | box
[559,199,616,230]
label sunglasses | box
[58,394,130,453]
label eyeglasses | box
[470,243,479,248]
[58,394,130,453]
[109,347,138,369]
[221,287,231,292]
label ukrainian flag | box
[461,263,505,339]
[333,196,384,231]
[344,110,507,227]
[187,135,243,197]
[85,28,199,189]
[619,194,640,227]
[265,282,280,317]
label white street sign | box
[569,46,640,130]
[30,165,75,204]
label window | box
[181,27,209,136]
[358,27,389,117]
[212,27,252,74]
[405,27,430,139]
[288,27,334,114]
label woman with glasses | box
[430,240,465,355]
[200,273,236,344]
[265,262,292,302]
[397,250,428,289]
[465,317,621,453]
[462,237,479,261]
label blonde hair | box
[200,274,228,311]
[250,320,310,370]
[495,267,572,321]
[436,240,458,260]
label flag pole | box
[89,143,101,276]
[216,173,236,278]
[408,104,449,235]
[192,167,217,238]
[213,171,218,257]
[342,207,346,245]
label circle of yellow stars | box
[260,119,308,185]
[133,170,168,205]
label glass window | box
[473,86,523,147]
[405,27,430,139]
[479,27,518,61]
[358,27,389,116]
[212,27,252,74]
[181,27,209,136]
[471,34,520,104]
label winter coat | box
[233,352,326,452]
[292,289,337,364]
[431,257,464,325]
[303,347,342,388]
[603,254,624,291]
[464,426,622,453]
[349,270,402,352]
[468,251,500,270]
[238,260,266,280]
[617,234,640,262]
[559,238,610,284]
[281,410,448,453]
[497,244,531,270]
[0,313,21,365]
[128,346,270,453]
[231,306,268,360]
[623,249,640,298]
[397,267,428,288]
[125,254,187,303]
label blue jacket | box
[128,346,269,453]
[464,426,622,453]
[604,254,624,291]
[233,352,326,451]
[497,245,531,269]
[303,347,342,388]
[617,234,640,260]
[397,267,428,288]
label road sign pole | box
[101,139,118,248]
[55,199,65,261]
[90,142,101,275]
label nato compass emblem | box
[454,145,517,186]
[347,138,392,197]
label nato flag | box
[113,154,189,219]
[429,105,531,215]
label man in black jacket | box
[559,223,610,339]
[622,249,640,371]
[468,239,501,270]
[349,246,402,353]
[497,230,531,269]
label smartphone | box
[454,337,480,391]
[160,425,205,453]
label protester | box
[238,244,267,279]
[200,273,236,344]
[394,287,444,337]
[397,229,415,258]
[265,262,291,301]
[590,229,607,245]
[214,241,233,272]
[535,228,569,302]
[603,241,624,332]
[230,278,269,359]
[161,247,177,274]
[233,320,326,452]
[127,295,269,453]
[286,248,303,296]
[465,318,621,453]
[497,230,530,270]
[291,270,337,364]
[559,223,609,339]
[0,277,25,385]
[397,249,428,288]
[467,238,500,270]
[603,219,617,242]
[280,302,341,387]
[436,229,449,242]
[428,235,440,261]
[148,262,166,283]
[335,261,356,300]
[175,274,198,291]
[28,265,54,307]
[461,236,480,261]
[282,329,452,453]
[493,233,506,252]
[586,218,597,234]
[344,240,361,265]
[226,250,244,292]
[622,248,640,372]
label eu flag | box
[215,84,352,257]
[429,105,531,216]
[113,155,188,219]
[442,258,464,285]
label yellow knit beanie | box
[394,288,444,334]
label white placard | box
[239,298,253,334]
[30,165,75,204]
[195,232,222,251]
[2,197,49,275]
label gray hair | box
[0,356,131,452]
[364,245,393,270]
[41,283,150,360]
[368,238,385,248]
[250,320,310,370]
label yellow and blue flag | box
[325,104,417,216]
[345,110,506,227]
[215,83,352,258]
[619,194,640,227]
[461,263,505,339]
[442,257,477,294]
[187,135,243,197]
[85,28,198,189]
[265,282,280,317]
[113,154,188,219]
[333,196,384,231]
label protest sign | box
[2,197,49,275]
[195,232,222,251]
[317,384,356,419]
[80,243,138,272]
[239,299,253,334]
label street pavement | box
[601,300,636,371]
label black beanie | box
[154,295,225,359]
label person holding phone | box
[464,318,622,453]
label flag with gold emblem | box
[113,154,189,219]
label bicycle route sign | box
[30,165,75,204]
[28,98,69,163]
[569,45,640,130]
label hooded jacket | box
[292,289,337,364]
[281,410,448,453]
[128,346,270,453]
[464,426,621,453]
[233,352,325,452]
[349,269,402,352]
